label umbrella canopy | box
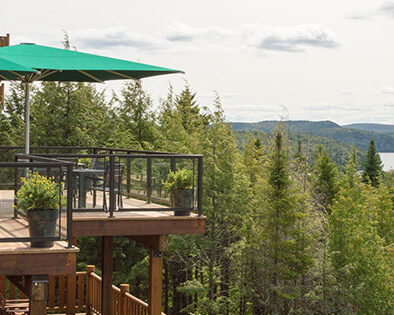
[0,43,183,153]
[0,43,182,82]
[0,56,37,80]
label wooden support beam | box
[66,273,76,315]
[30,277,47,315]
[130,235,168,251]
[6,275,32,297]
[148,247,163,315]
[73,216,206,237]
[101,236,113,315]
[0,252,76,275]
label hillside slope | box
[342,123,394,134]
[230,120,394,152]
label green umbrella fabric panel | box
[0,44,182,82]
[0,56,36,80]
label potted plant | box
[15,172,60,248]
[164,169,193,216]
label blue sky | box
[1,0,393,124]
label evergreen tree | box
[174,84,208,133]
[311,148,339,214]
[31,81,110,146]
[254,131,312,314]
[362,139,383,187]
[329,159,393,314]
[0,82,26,146]
[116,80,157,149]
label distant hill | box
[342,123,394,134]
[231,120,339,133]
[230,120,394,152]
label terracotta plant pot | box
[171,189,193,216]
[26,209,59,248]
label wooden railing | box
[0,276,28,301]
[47,265,157,315]
[1,265,160,315]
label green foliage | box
[261,131,312,312]
[31,81,110,147]
[15,172,59,211]
[164,169,193,193]
[311,147,339,214]
[2,75,393,314]
[329,176,393,314]
[362,139,383,187]
[0,82,26,146]
[115,80,157,149]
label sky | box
[1,0,394,124]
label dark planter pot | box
[26,209,59,248]
[171,189,193,216]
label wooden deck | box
[1,190,205,238]
[0,216,78,276]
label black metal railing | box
[0,146,203,219]
[0,154,74,247]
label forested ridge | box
[230,120,394,153]
[0,81,393,314]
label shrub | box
[16,172,60,211]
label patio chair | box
[88,163,124,211]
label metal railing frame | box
[0,146,203,218]
[0,154,74,247]
[33,152,203,218]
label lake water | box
[379,152,394,171]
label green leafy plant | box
[16,172,60,211]
[164,169,193,193]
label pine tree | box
[329,157,393,313]
[362,139,383,187]
[0,82,26,146]
[311,148,339,214]
[254,131,312,314]
[116,80,157,149]
[31,81,110,146]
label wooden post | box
[86,265,96,315]
[30,279,47,315]
[0,33,10,47]
[101,236,113,315]
[120,284,129,315]
[0,34,9,106]
[0,84,4,106]
[66,273,76,315]
[148,248,163,315]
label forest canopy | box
[0,80,393,315]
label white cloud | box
[242,24,341,52]
[71,23,341,55]
[379,2,394,18]
[164,23,234,42]
[348,2,394,20]
[74,27,165,51]
[381,86,394,94]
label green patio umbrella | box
[0,43,183,154]
[0,56,37,80]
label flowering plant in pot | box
[164,169,193,216]
[16,172,60,248]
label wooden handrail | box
[47,265,158,315]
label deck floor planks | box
[1,190,205,240]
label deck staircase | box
[0,265,162,315]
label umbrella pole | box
[24,82,30,155]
